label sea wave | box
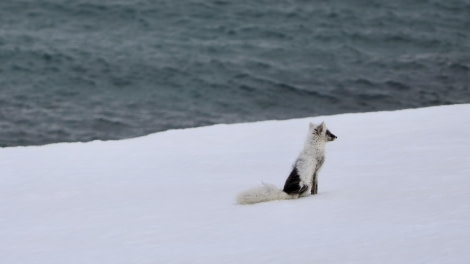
[0,0,469,146]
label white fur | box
[295,122,327,195]
[236,122,330,205]
[236,183,291,205]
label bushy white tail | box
[236,183,291,205]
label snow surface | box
[1,104,470,264]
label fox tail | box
[236,183,291,205]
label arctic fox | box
[237,122,337,205]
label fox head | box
[309,122,337,142]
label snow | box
[1,104,470,264]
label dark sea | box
[1,0,469,147]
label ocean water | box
[1,0,469,147]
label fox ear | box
[316,122,326,135]
[309,122,315,130]
[309,123,318,134]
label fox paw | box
[298,185,308,195]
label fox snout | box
[326,130,337,142]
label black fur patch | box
[326,129,337,141]
[283,167,308,195]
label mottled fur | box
[237,122,337,205]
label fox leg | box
[311,173,318,195]
[311,157,324,195]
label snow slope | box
[1,104,470,264]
